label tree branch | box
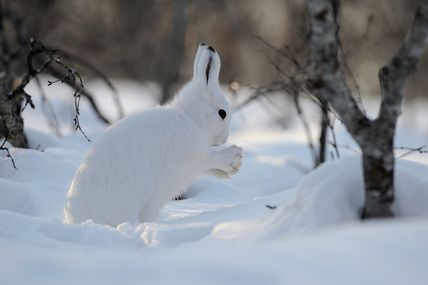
[44,63,110,125]
[58,50,124,120]
[293,93,318,165]
[377,0,428,126]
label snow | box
[229,156,428,241]
[1,79,428,284]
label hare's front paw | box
[223,145,243,174]
[210,145,243,177]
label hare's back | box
[83,108,207,178]
[97,107,204,153]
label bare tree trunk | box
[158,0,188,104]
[0,3,28,147]
[361,132,394,217]
[306,0,428,218]
[0,92,28,148]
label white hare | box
[64,44,243,226]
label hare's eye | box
[218,109,226,120]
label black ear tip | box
[208,46,216,53]
[200,42,206,46]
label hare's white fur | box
[64,44,243,226]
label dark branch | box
[35,76,61,137]
[396,145,428,158]
[377,0,428,126]
[44,64,110,125]
[9,39,97,140]
[58,50,124,120]
[0,137,17,169]
[293,93,318,166]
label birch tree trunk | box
[306,0,428,218]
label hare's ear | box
[207,47,221,87]
[194,45,221,86]
[194,45,211,84]
[193,43,207,79]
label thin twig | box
[328,116,340,159]
[35,76,62,137]
[396,145,428,158]
[58,50,124,119]
[0,137,17,169]
[45,63,111,125]
[328,141,361,154]
[51,57,91,141]
[11,39,93,141]
[293,94,318,165]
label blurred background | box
[3,0,426,102]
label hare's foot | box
[208,145,243,178]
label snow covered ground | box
[1,79,428,285]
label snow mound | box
[213,155,428,241]
[263,156,428,238]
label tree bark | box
[0,4,28,148]
[360,132,394,218]
[0,92,28,148]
